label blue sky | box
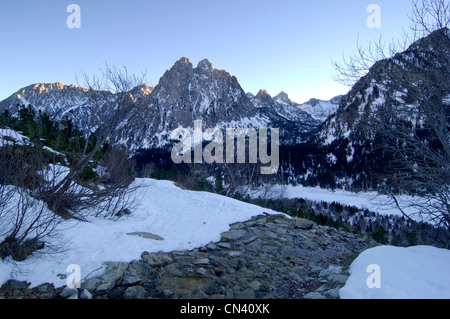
[0,0,413,103]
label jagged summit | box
[196,58,214,72]
[0,57,330,150]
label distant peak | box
[177,57,191,64]
[273,91,293,106]
[197,59,213,72]
[256,89,270,97]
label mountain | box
[273,92,341,122]
[0,58,326,151]
[280,28,450,190]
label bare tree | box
[38,64,146,220]
[332,0,450,231]
[0,139,66,261]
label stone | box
[3,280,29,289]
[29,214,376,300]
[206,242,218,250]
[304,292,326,299]
[196,267,207,276]
[142,252,174,267]
[60,286,78,298]
[122,264,143,285]
[96,262,128,292]
[227,250,243,257]
[123,286,148,299]
[220,229,247,241]
[82,277,102,291]
[248,280,262,291]
[217,242,232,249]
[35,284,50,293]
[80,289,93,299]
[327,275,349,285]
[292,218,315,230]
[193,258,210,265]
[165,263,183,277]
[325,288,341,299]
[126,232,163,241]
[236,288,256,299]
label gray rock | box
[193,258,210,265]
[206,242,218,250]
[122,264,142,285]
[220,229,247,241]
[82,277,102,291]
[96,262,128,292]
[126,232,163,241]
[292,218,315,230]
[303,292,325,299]
[236,288,256,299]
[327,275,349,285]
[320,265,343,277]
[165,263,183,277]
[4,280,28,289]
[80,289,93,299]
[123,285,148,299]
[227,250,243,257]
[217,242,232,249]
[142,252,174,267]
[248,280,262,291]
[324,288,341,299]
[196,267,207,276]
[60,286,78,298]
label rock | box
[60,286,78,298]
[194,258,210,265]
[142,252,174,267]
[220,229,247,241]
[304,292,325,299]
[236,288,256,299]
[217,242,232,249]
[82,277,102,291]
[122,264,143,285]
[327,275,349,285]
[165,263,183,277]
[96,262,128,292]
[292,218,315,230]
[227,251,243,257]
[206,242,218,250]
[35,284,50,293]
[196,267,207,276]
[324,288,340,299]
[80,289,93,299]
[320,265,343,277]
[127,232,163,241]
[248,280,262,291]
[3,280,29,289]
[123,286,148,299]
[28,214,376,300]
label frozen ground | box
[0,171,448,298]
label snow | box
[340,245,450,299]
[0,161,448,299]
[248,184,422,220]
[0,178,280,288]
[0,128,30,146]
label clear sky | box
[0,0,413,104]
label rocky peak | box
[196,59,214,73]
[273,91,293,107]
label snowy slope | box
[0,178,281,288]
[340,245,450,299]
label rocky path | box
[0,213,379,299]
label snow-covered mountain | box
[280,28,450,190]
[0,58,328,150]
[272,91,341,122]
